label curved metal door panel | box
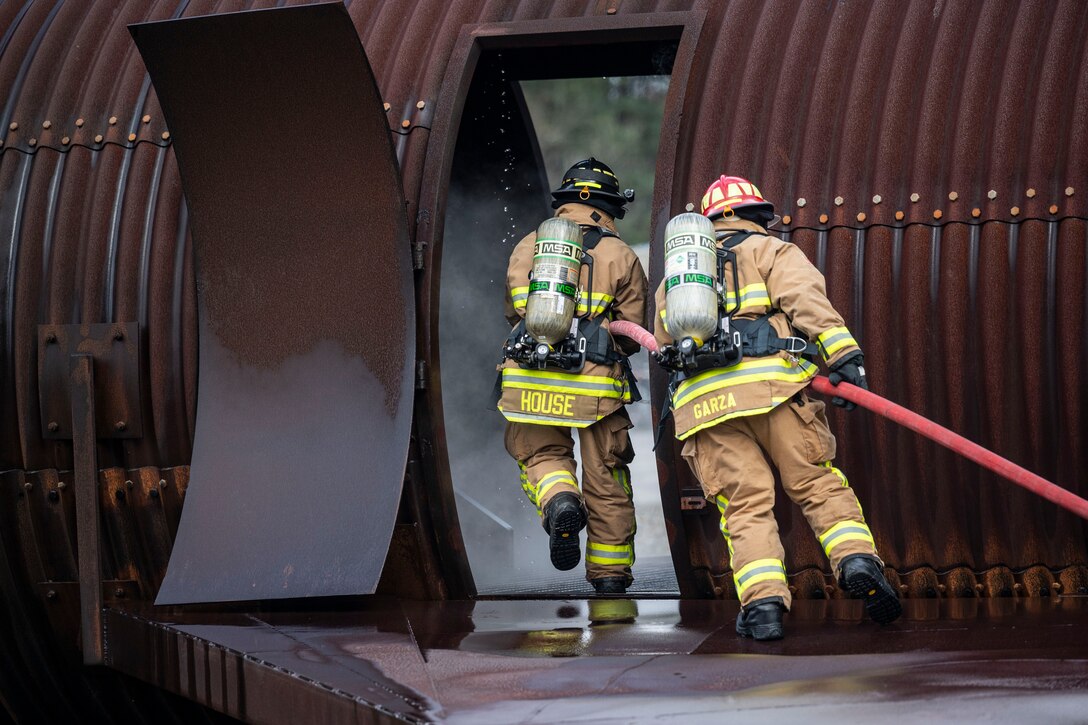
[130,3,414,604]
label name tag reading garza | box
[693,392,737,419]
[520,390,575,417]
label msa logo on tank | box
[519,390,576,417]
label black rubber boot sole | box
[843,567,903,624]
[735,614,784,641]
[548,508,583,571]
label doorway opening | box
[439,26,682,597]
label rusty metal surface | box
[104,596,1088,723]
[38,322,142,440]
[129,3,415,604]
[70,353,104,664]
[0,0,1086,719]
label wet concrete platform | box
[104,596,1088,723]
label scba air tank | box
[663,213,718,345]
[525,217,584,345]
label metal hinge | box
[416,360,427,390]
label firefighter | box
[652,175,901,639]
[498,158,648,595]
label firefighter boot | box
[839,554,902,624]
[591,576,628,595]
[735,596,787,641]
[543,492,586,571]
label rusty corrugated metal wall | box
[0,0,1086,719]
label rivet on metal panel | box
[1011,206,1020,216]
[161,131,170,140]
[782,215,792,225]
[872,194,882,204]
[108,116,117,125]
[685,203,694,211]
[114,421,127,432]
[987,189,997,199]
[75,118,84,127]
[818,213,828,224]
[712,586,723,596]
[57,481,66,490]
[1049,204,1058,214]
[28,138,36,146]
[45,332,56,343]
[948,191,958,201]
[933,209,942,219]
[415,101,425,110]
[42,120,51,129]
[114,588,125,598]
[1066,186,1075,196]
[910,193,920,202]
[46,590,56,600]
[23,482,32,491]
[94,134,103,143]
[8,122,17,131]
[61,136,70,145]
[895,211,904,221]
[1025,188,1036,198]
[607,7,617,14]
[401,120,410,128]
[797,198,807,207]
[383,102,391,112]
[158,479,166,488]
[113,327,124,340]
[127,133,136,142]
[1053,582,1062,592]
[856,212,866,222]
[125,480,133,489]
[971,208,981,218]
[47,421,59,432]
[142,115,151,124]
[834,196,843,206]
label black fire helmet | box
[550,157,635,220]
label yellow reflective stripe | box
[502,368,628,399]
[733,558,787,596]
[818,520,875,556]
[574,181,602,189]
[587,541,634,566]
[674,357,818,408]
[715,494,734,560]
[611,467,632,497]
[659,308,669,334]
[518,462,545,515]
[536,470,579,501]
[822,460,849,487]
[723,283,771,309]
[500,411,597,428]
[575,292,614,316]
[817,326,857,359]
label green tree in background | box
[520,76,669,247]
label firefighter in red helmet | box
[652,175,901,639]
[497,158,648,594]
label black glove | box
[828,352,867,411]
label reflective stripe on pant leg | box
[611,466,632,498]
[821,461,864,516]
[714,494,735,564]
[586,540,634,566]
[818,520,876,558]
[518,462,540,514]
[733,558,787,599]
[536,470,579,506]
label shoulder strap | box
[581,225,618,251]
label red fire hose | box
[608,320,1088,521]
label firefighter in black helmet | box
[498,158,648,594]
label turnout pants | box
[681,391,879,609]
[505,409,636,583]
